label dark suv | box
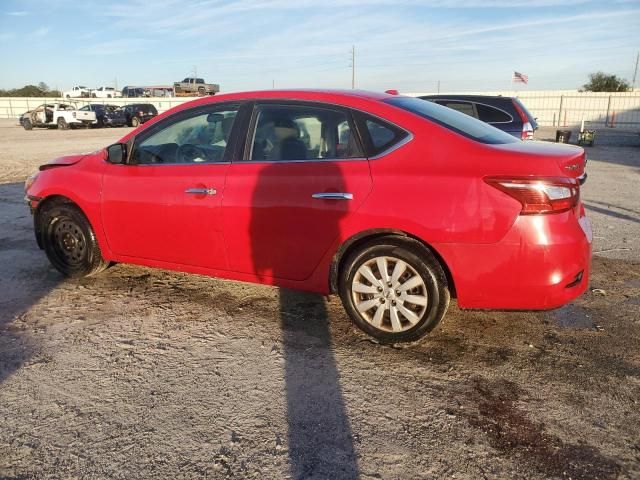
[419,95,538,140]
[123,103,158,127]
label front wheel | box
[57,117,69,130]
[40,203,109,278]
[339,237,450,344]
[22,119,33,130]
[130,116,140,127]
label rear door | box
[222,101,373,281]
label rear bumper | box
[435,207,592,310]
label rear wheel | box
[131,116,140,127]
[40,203,109,278]
[339,236,450,344]
[57,117,69,130]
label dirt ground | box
[0,120,638,479]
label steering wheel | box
[177,144,208,163]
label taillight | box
[485,177,579,214]
[512,99,533,140]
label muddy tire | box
[39,203,109,278]
[339,236,450,344]
[22,119,33,130]
[198,87,205,96]
[57,117,69,130]
[131,116,140,127]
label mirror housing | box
[106,143,126,164]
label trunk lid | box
[490,141,586,181]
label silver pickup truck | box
[173,77,220,96]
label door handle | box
[312,192,353,200]
[185,188,217,195]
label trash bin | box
[556,130,572,143]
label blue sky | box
[1,0,639,93]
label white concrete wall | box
[3,91,640,129]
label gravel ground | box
[0,120,638,479]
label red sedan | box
[24,90,592,343]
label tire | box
[339,236,450,344]
[198,87,205,96]
[96,119,105,128]
[131,116,140,127]
[57,117,69,130]
[22,119,33,130]
[39,203,109,278]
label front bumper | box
[435,206,592,310]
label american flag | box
[513,71,528,84]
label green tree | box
[582,72,630,92]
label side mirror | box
[106,143,126,164]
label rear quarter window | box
[356,113,408,156]
[476,103,512,123]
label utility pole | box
[351,45,355,89]
[437,80,440,93]
[633,51,639,91]
[272,79,275,89]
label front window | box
[250,105,359,161]
[386,97,518,144]
[132,107,238,165]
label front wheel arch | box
[329,229,456,298]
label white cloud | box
[34,27,50,37]
[6,11,28,16]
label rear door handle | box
[311,192,353,200]
[185,188,217,195]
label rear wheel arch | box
[329,229,456,298]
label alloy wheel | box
[350,256,428,333]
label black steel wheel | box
[40,203,109,277]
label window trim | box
[240,100,366,164]
[127,102,243,166]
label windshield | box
[385,96,518,145]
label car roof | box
[195,89,394,103]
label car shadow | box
[0,182,61,385]
[279,289,359,479]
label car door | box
[222,101,373,282]
[101,103,243,270]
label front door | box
[223,102,372,281]
[101,104,241,270]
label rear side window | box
[438,101,476,118]
[476,104,512,123]
[250,105,361,161]
[386,97,518,145]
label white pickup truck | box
[19,103,97,130]
[90,86,121,98]
[63,86,90,98]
